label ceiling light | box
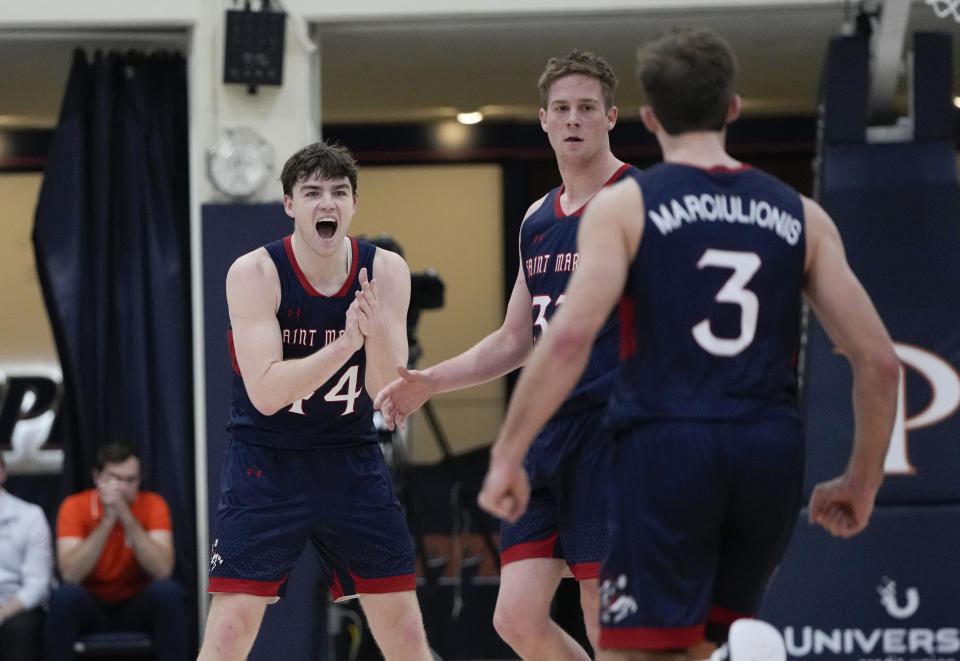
[456,111,484,125]
[434,120,472,150]
[954,96,960,108]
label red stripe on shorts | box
[600,623,705,650]
[570,561,601,581]
[350,572,416,595]
[500,532,559,566]
[330,573,345,601]
[708,606,753,626]
[227,331,241,376]
[207,576,286,597]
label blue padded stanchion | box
[761,30,960,661]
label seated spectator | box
[43,442,187,661]
[0,452,53,661]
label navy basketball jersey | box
[520,163,643,416]
[227,236,378,448]
[606,163,806,431]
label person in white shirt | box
[0,452,53,661]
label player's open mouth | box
[316,218,337,239]
[565,137,583,143]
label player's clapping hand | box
[478,459,530,523]
[807,474,877,538]
[343,299,364,352]
[373,366,432,431]
[354,268,387,340]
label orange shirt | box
[56,489,171,603]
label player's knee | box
[204,609,256,654]
[492,609,520,648]
[377,611,428,654]
[493,600,549,649]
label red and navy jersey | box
[227,236,378,449]
[520,163,643,416]
[606,162,805,431]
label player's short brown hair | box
[637,27,738,135]
[538,49,619,110]
[280,141,359,197]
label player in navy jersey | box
[376,51,638,660]
[198,142,434,661]
[479,28,900,661]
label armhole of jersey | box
[263,249,285,313]
[518,194,549,257]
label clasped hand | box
[97,480,133,526]
[344,267,384,351]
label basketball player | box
[375,51,641,660]
[197,142,433,661]
[478,28,900,661]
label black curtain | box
[31,48,196,642]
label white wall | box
[0,0,839,204]
[0,0,199,25]
[289,0,836,20]
[0,174,54,365]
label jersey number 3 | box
[532,294,566,335]
[692,249,761,357]
[288,365,363,417]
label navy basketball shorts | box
[499,407,612,580]
[208,439,416,601]
[598,417,804,651]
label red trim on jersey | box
[500,532,559,565]
[350,571,416,595]
[554,162,633,217]
[705,164,751,172]
[207,576,287,597]
[570,561,601,581]
[619,295,636,359]
[671,161,752,173]
[708,606,752,626]
[227,331,241,375]
[600,623,705,650]
[282,235,360,297]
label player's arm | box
[358,249,411,399]
[227,249,361,416]
[374,199,544,426]
[479,179,644,521]
[421,266,534,392]
[801,197,901,537]
[374,266,534,430]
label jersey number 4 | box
[288,365,363,417]
[692,249,762,357]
